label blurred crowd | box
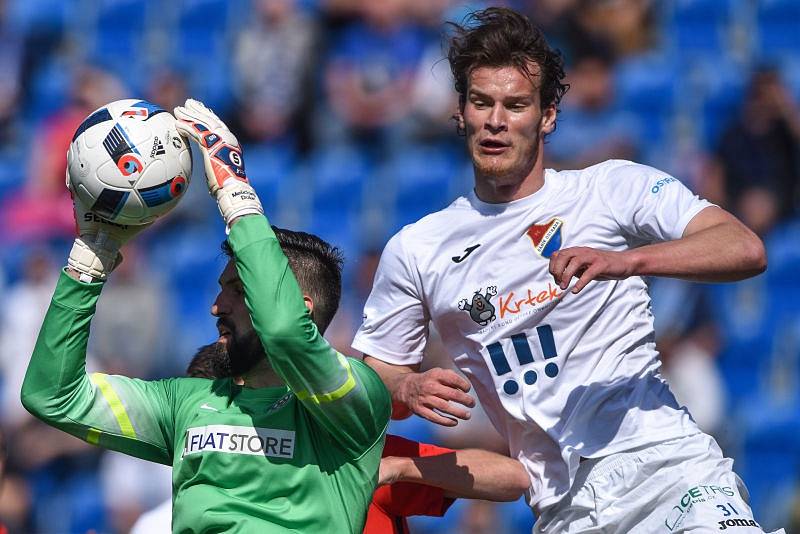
[0,0,799,532]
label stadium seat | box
[614,53,679,148]
[757,0,800,58]
[308,143,373,215]
[739,408,800,525]
[241,142,298,216]
[385,143,460,228]
[24,56,71,122]
[697,58,747,148]
[662,0,738,58]
[90,0,151,67]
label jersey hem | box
[529,426,701,512]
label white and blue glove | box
[66,176,150,281]
[173,99,263,228]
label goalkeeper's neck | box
[240,359,283,389]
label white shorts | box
[534,433,785,533]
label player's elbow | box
[741,232,767,277]
[505,462,531,501]
[481,458,530,501]
[20,379,47,420]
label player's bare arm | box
[378,448,529,501]
[550,206,767,294]
[364,356,475,427]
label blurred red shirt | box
[364,434,456,534]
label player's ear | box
[541,104,557,135]
[303,295,314,315]
[453,101,466,135]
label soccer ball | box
[67,99,193,225]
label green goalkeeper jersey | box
[21,216,391,533]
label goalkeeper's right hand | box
[173,99,263,229]
[67,176,150,282]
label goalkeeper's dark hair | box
[447,7,568,128]
[222,227,344,334]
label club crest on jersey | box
[525,218,563,258]
[458,286,497,326]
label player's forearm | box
[363,357,417,419]
[626,216,766,283]
[21,272,172,463]
[21,271,102,423]
[389,449,530,502]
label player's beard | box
[214,323,267,377]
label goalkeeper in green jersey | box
[21,99,391,533]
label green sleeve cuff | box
[53,269,104,311]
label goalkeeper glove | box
[173,99,263,228]
[67,173,150,282]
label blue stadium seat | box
[757,0,800,58]
[614,53,679,145]
[739,409,800,524]
[90,0,151,66]
[242,142,298,216]
[663,0,737,58]
[175,0,231,63]
[706,278,774,404]
[24,56,71,122]
[386,143,459,228]
[697,58,747,148]
[308,144,373,215]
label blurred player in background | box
[354,7,782,533]
[22,99,390,533]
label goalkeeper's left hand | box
[173,99,263,228]
[66,182,151,282]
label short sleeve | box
[352,231,429,366]
[598,161,715,242]
[373,435,456,518]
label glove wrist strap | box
[215,181,264,226]
[68,236,121,281]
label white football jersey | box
[353,160,714,511]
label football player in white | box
[353,7,783,533]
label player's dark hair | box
[222,227,344,334]
[187,343,232,379]
[447,7,568,126]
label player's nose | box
[211,292,225,316]
[485,104,507,133]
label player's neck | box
[474,160,545,204]
[240,359,283,389]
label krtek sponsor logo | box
[651,176,677,194]
[718,518,760,530]
[497,283,563,319]
[458,286,497,326]
[183,425,295,458]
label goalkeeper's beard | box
[214,327,267,378]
